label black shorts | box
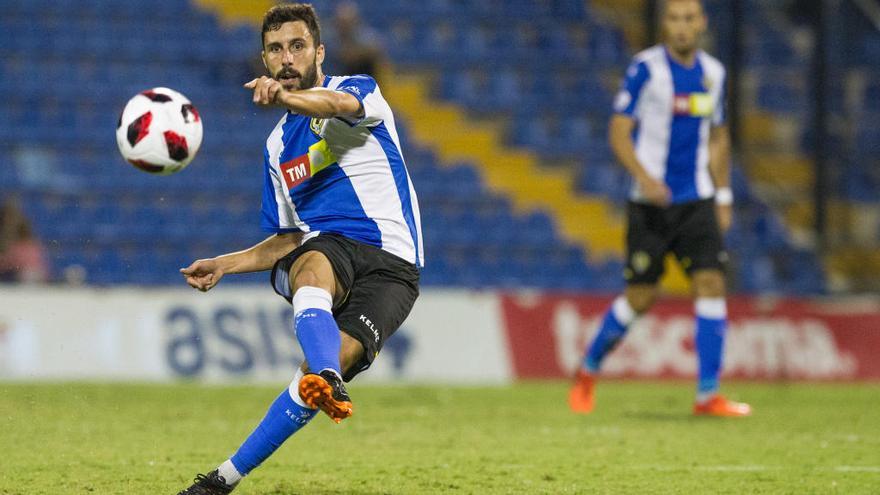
[624,199,727,285]
[271,233,420,381]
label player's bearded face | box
[262,21,323,91]
[274,56,319,91]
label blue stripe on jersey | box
[260,146,283,232]
[665,52,705,203]
[336,75,378,99]
[291,162,383,247]
[335,75,378,127]
[616,61,650,116]
[370,122,420,266]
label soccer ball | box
[116,87,203,175]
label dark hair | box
[262,3,322,48]
[660,0,705,15]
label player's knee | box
[291,268,322,291]
[693,270,725,298]
[289,252,336,295]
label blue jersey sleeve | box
[335,75,383,127]
[613,61,650,117]
[260,151,300,233]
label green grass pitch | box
[1,381,878,494]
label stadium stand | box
[0,0,839,293]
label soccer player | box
[176,4,422,494]
[568,0,750,417]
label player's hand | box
[638,176,672,207]
[244,76,284,106]
[716,204,733,233]
[180,258,225,292]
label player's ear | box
[316,44,325,66]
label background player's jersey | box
[261,75,424,267]
[614,45,726,204]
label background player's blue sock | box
[227,370,318,479]
[695,298,728,402]
[293,286,341,375]
[583,296,638,373]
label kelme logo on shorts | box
[359,314,381,343]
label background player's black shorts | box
[624,198,727,285]
[271,233,420,381]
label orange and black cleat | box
[568,369,596,414]
[177,470,235,495]
[299,369,353,424]
[693,395,752,417]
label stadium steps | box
[827,246,880,292]
[384,73,621,260]
[746,153,813,197]
[192,0,273,24]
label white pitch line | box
[629,465,880,473]
[629,465,775,472]
[834,466,880,473]
[696,465,772,472]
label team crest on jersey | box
[631,251,652,274]
[309,117,325,136]
[702,77,714,91]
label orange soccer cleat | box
[568,370,596,414]
[298,370,353,424]
[693,395,752,417]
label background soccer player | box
[176,4,422,493]
[569,0,750,417]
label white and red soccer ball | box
[116,87,203,175]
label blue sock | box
[293,286,341,374]
[230,377,318,476]
[583,296,637,372]
[695,298,727,399]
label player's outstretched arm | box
[180,232,302,292]
[244,76,363,121]
[609,114,671,206]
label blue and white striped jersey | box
[613,45,727,204]
[260,75,423,266]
